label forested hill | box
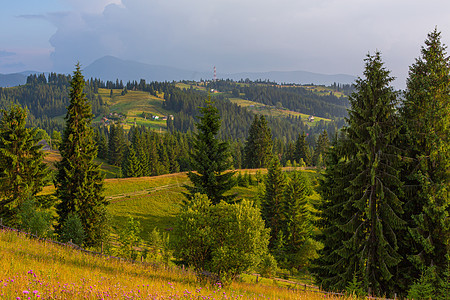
[0,73,349,142]
[207,79,351,119]
[0,73,108,133]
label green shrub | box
[18,197,52,237]
[174,193,271,284]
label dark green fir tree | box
[107,123,126,166]
[313,134,359,291]
[315,53,405,297]
[401,28,450,298]
[55,63,108,248]
[313,130,330,167]
[0,105,49,224]
[294,131,311,166]
[184,98,236,204]
[244,115,273,169]
[122,145,143,178]
[261,156,286,249]
[283,171,319,269]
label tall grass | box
[0,229,350,299]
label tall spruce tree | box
[313,134,358,291]
[283,171,320,269]
[107,123,126,166]
[55,63,108,247]
[316,53,405,296]
[244,115,273,168]
[184,98,236,204]
[0,105,49,224]
[294,131,311,166]
[313,130,330,167]
[261,156,286,249]
[401,28,450,297]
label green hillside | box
[228,97,332,126]
[40,166,321,245]
[97,88,169,131]
[106,168,320,243]
[0,228,345,299]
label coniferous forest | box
[0,29,448,299]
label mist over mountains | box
[1,55,356,87]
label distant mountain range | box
[0,72,28,87]
[0,56,356,87]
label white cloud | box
[44,0,450,86]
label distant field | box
[228,97,332,125]
[175,82,208,92]
[97,88,169,131]
[302,85,346,98]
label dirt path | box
[106,182,188,203]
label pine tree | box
[283,171,319,268]
[0,105,49,224]
[108,123,126,166]
[261,156,286,248]
[184,98,236,204]
[55,63,108,248]
[122,145,143,178]
[244,115,273,168]
[401,28,450,297]
[313,130,330,167]
[294,131,311,166]
[345,52,404,296]
[313,135,358,291]
[316,53,405,296]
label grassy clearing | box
[97,88,169,131]
[228,98,332,125]
[0,229,349,299]
[303,85,346,98]
[40,167,321,244]
[175,82,208,92]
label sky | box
[1,0,450,88]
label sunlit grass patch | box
[0,229,349,299]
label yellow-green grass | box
[175,82,208,92]
[228,98,332,125]
[97,88,170,131]
[40,168,321,244]
[41,151,121,180]
[302,85,346,98]
[0,229,349,299]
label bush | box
[174,193,271,284]
[18,197,52,237]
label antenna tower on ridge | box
[213,66,217,82]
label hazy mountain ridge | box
[0,55,356,87]
[0,73,27,87]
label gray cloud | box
[46,0,450,86]
[0,50,16,58]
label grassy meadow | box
[0,228,352,299]
[97,88,169,131]
[39,161,321,249]
[228,97,332,126]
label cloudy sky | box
[1,0,450,87]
